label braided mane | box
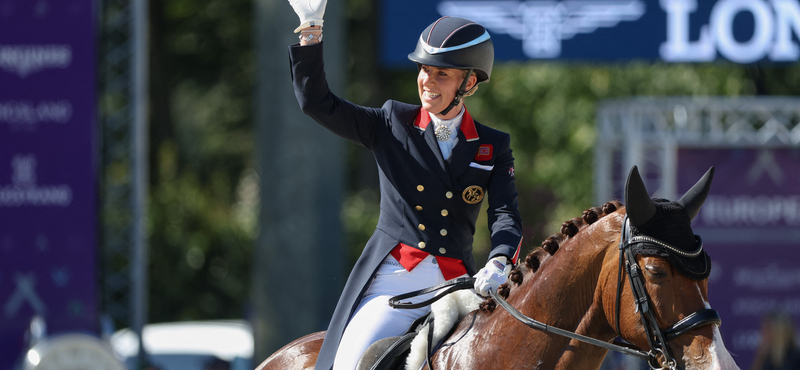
[480,200,624,312]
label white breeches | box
[332,254,453,370]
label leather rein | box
[390,216,722,369]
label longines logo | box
[0,44,72,78]
[436,0,800,63]
[437,0,646,58]
[661,0,800,63]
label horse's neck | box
[514,213,621,327]
[550,213,624,369]
[434,213,624,369]
[502,212,624,368]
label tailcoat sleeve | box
[486,132,524,264]
[289,42,383,150]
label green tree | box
[147,0,256,322]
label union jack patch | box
[508,167,515,178]
[474,144,493,161]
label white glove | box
[473,256,512,297]
[288,0,327,33]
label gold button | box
[418,241,426,249]
[417,185,424,192]
[445,191,453,198]
[440,229,447,236]
[441,209,448,216]
[415,205,423,211]
[439,247,446,254]
[418,224,426,231]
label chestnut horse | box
[257,166,739,370]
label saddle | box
[355,314,430,370]
[355,282,482,370]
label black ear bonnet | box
[624,166,715,280]
[629,199,711,280]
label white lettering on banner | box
[732,328,800,351]
[731,296,800,316]
[0,45,72,78]
[713,0,774,62]
[436,0,646,58]
[732,329,762,351]
[733,263,800,290]
[770,0,800,59]
[0,100,73,125]
[661,0,800,63]
[700,195,800,226]
[660,0,716,61]
[0,154,72,207]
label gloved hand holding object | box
[288,0,327,32]
[474,256,512,297]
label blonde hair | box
[461,70,480,97]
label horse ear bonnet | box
[625,166,714,280]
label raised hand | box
[288,0,327,33]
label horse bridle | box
[390,216,723,369]
[613,216,722,370]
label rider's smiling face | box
[417,65,476,120]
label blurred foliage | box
[146,0,256,322]
[144,0,800,323]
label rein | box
[389,216,722,369]
[389,277,475,309]
[390,277,651,361]
[486,288,651,359]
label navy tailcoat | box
[289,43,523,370]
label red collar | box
[413,107,480,142]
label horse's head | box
[611,166,738,370]
[441,166,740,370]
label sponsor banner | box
[682,148,800,228]
[0,0,96,368]
[704,243,800,369]
[679,148,800,368]
[381,0,800,66]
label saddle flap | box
[356,333,415,370]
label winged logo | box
[437,0,646,58]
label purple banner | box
[679,148,800,369]
[0,0,96,367]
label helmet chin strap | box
[438,68,473,116]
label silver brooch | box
[435,125,451,141]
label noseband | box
[615,216,721,370]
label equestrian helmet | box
[408,16,494,83]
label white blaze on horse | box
[256,166,740,370]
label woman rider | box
[287,1,524,369]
